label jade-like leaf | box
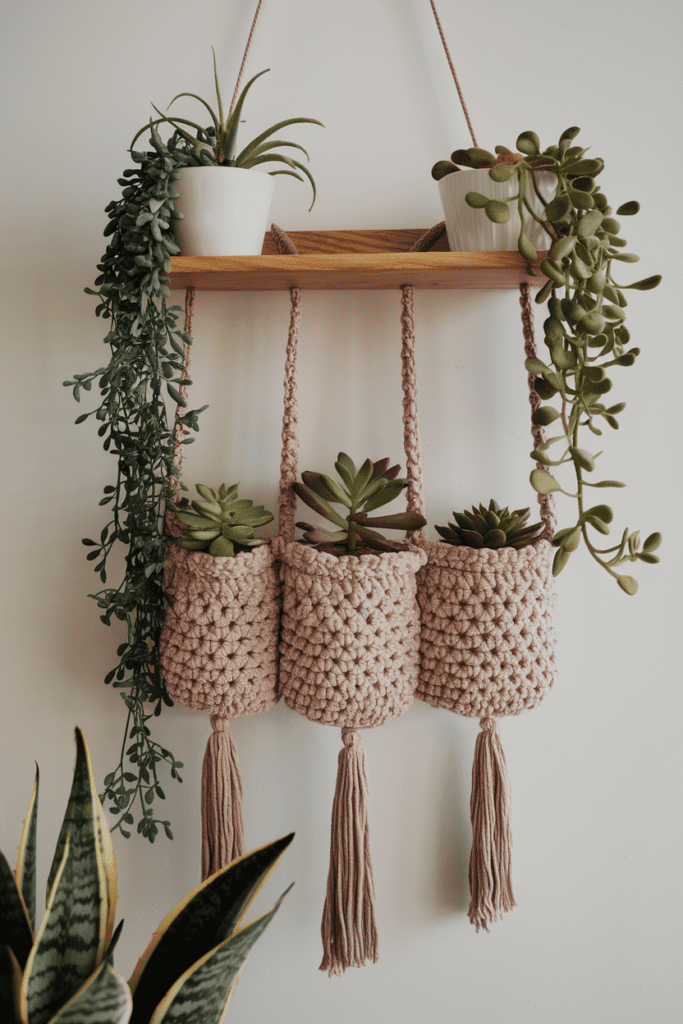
[569,447,595,472]
[128,834,293,1024]
[0,852,33,969]
[549,236,576,262]
[516,131,540,155]
[623,275,661,291]
[617,575,638,595]
[584,504,613,523]
[616,201,640,216]
[0,944,21,1024]
[46,961,132,1024]
[489,163,516,182]
[531,407,561,426]
[552,546,571,576]
[643,532,662,552]
[577,210,603,237]
[544,195,571,222]
[150,889,291,1024]
[530,468,562,494]
[464,192,489,209]
[431,160,459,180]
[16,766,38,933]
[485,200,511,224]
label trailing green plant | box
[64,128,210,842]
[432,127,662,594]
[293,453,427,555]
[435,500,543,550]
[131,49,323,210]
[0,727,293,1024]
[172,483,274,557]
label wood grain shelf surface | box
[169,228,546,291]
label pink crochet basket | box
[272,228,428,975]
[412,282,559,932]
[158,288,281,881]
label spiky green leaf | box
[16,767,39,933]
[128,835,293,1024]
[46,961,132,1024]
[0,852,33,970]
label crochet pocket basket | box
[278,543,426,728]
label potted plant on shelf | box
[432,126,662,594]
[131,49,323,256]
[277,453,427,974]
[160,483,280,877]
[0,727,293,1024]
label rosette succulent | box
[432,127,662,594]
[436,500,543,550]
[293,452,427,555]
[173,483,274,557]
[131,49,323,209]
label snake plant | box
[293,453,427,555]
[0,728,293,1024]
[433,128,662,594]
[131,49,323,209]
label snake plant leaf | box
[0,852,33,970]
[128,834,293,1024]
[221,69,270,163]
[149,889,291,1024]
[235,119,323,167]
[617,574,638,595]
[16,766,38,933]
[0,943,22,1023]
[46,728,115,952]
[616,200,640,216]
[46,961,132,1024]
[530,468,562,494]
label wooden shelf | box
[169,228,546,292]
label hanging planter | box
[130,51,322,257]
[272,235,427,974]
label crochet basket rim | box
[277,538,428,576]
[419,535,553,569]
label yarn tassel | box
[201,715,245,881]
[468,716,516,931]
[319,727,379,975]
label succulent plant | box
[131,49,323,209]
[293,452,427,555]
[0,727,293,1024]
[432,127,662,594]
[435,500,543,550]
[172,483,274,557]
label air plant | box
[432,127,662,594]
[436,500,543,550]
[172,483,274,557]
[293,453,427,556]
[130,49,323,209]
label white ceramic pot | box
[173,166,275,256]
[438,167,556,252]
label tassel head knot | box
[210,714,228,732]
[341,726,360,748]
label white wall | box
[2,2,681,1021]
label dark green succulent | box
[434,127,662,594]
[436,500,543,550]
[131,49,323,209]
[293,453,427,555]
[172,483,274,557]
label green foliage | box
[171,483,274,557]
[131,49,323,210]
[293,453,427,555]
[435,500,543,550]
[435,127,662,593]
[65,129,209,840]
[0,729,293,1024]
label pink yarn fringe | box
[201,717,245,880]
[320,728,379,975]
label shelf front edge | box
[169,252,546,291]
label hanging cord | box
[519,283,557,541]
[229,0,265,115]
[428,0,478,148]
[399,286,427,541]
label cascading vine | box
[64,129,207,841]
